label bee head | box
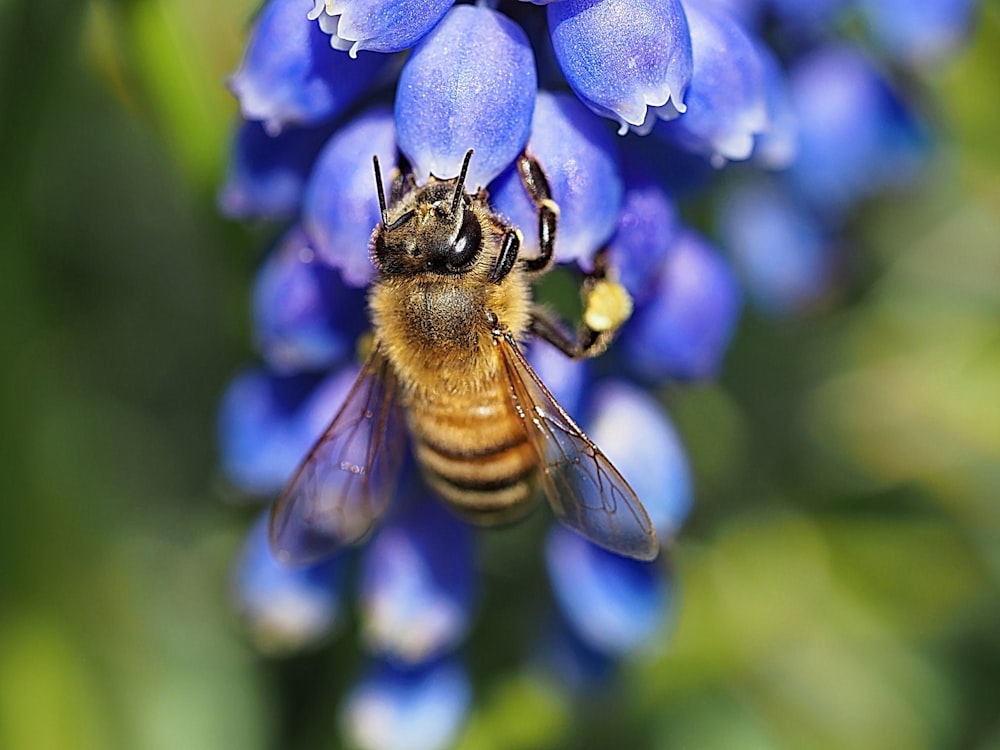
[371,151,483,277]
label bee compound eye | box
[448,210,481,270]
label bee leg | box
[488,229,522,284]
[530,249,634,359]
[515,153,559,274]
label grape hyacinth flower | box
[218,0,978,746]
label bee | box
[269,149,658,564]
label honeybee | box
[269,149,658,564]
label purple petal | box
[218,119,335,221]
[549,0,693,134]
[658,0,769,164]
[767,0,849,30]
[717,178,834,315]
[217,368,323,494]
[856,0,977,67]
[253,226,369,373]
[752,41,799,170]
[586,380,693,536]
[358,492,475,664]
[604,151,681,303]
[232,514,346,652]
[623,228,742,381]
[217,364,361,495]
[310,0,454,56]
[229,0,388,134]
[489,90,623,265]
[302,106,397,287]
[341,658,471,750]
[785,44,929,216]
[394,4,537,187]
[546,526,670,655]
[526,340,589,419]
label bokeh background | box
[2,1,999,748]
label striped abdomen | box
[408,386,540,525]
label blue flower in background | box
[219,0,978,746]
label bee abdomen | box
[410,399,539,524]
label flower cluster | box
[218,0,976,746]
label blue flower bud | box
[752,41,799,170]
[218,365,359,494]
[358,492,475,664]
[697,0,762,28]
[341,657,471,750]
[309,0,454,57]
[623,228,742,381]
[548,0,693,134]
[218,120,335,220]
[395,5,537,187]
[785,44,929,215]
[303,106,397,287]
[218,368,322,494]
[489,90,623,264]
[546,526,670,655]
[604,153,680,302]
[857,0,976,67]
[586,380,693,536]
[253,227,369,373]
[232,514,346,653]
[717,179,833,315]
[657,0,768,164]
[229,0,387,134]
[527,340,589,418]
[768,0,848,30]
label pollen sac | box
[489,91,623,265]
[232,514,346,654]
[218,119,336,221]
[655,0,769,165]
[548,0,693,135]
[303,106,397,287]
[309,0,455,57]
[228,0,387,134]
[253,227,369,374]
[623,228,742,381]
[586,380,693,536]
[341,657,471,750]
[545,526,670,655]
[358,495,474,664]
[394,4,537,188]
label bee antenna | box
[451,149,474,214]
[372,155,388,226]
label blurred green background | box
[1,1,998,749]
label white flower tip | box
[262,118,284,137]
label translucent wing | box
[497,333,659,561]
[268,344,406,564]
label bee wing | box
[498,334,659,561]
[268,344,406,564]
